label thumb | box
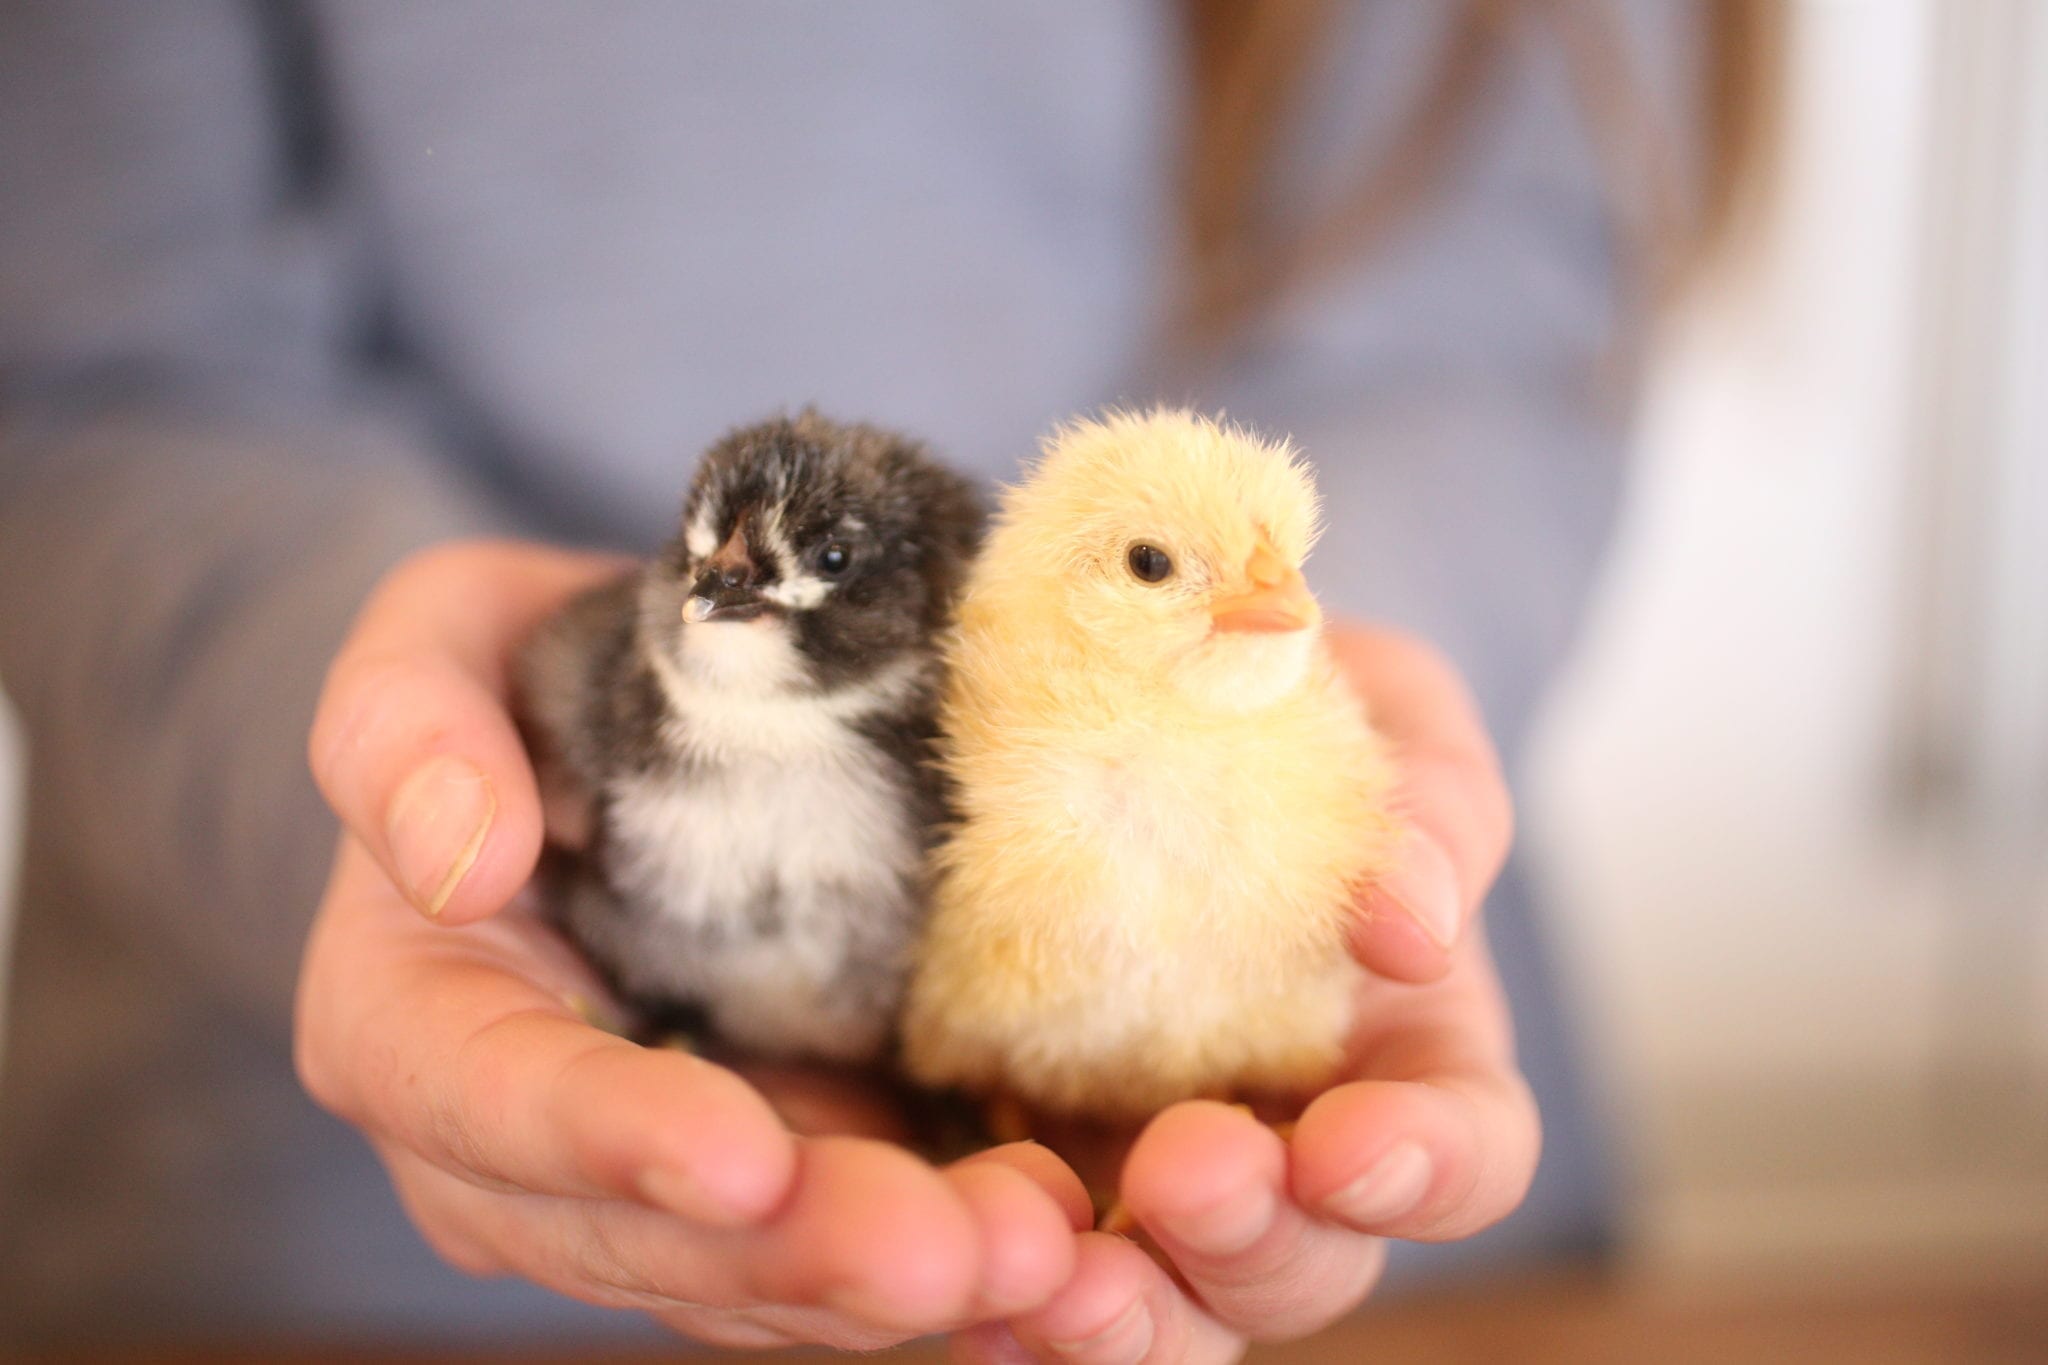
[308,539,628,924]
[1328,624,1514,984]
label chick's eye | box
[818,543,852,576]
[1127,543,1173,584]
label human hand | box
[954,625,1536,1364]
[300,541,1082,1349]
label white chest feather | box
[605,741,916,925]
[616,621,925,935]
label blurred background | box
[1,0,2045,1360]
[1531,0,2048,1292]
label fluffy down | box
[902,409,1399,1122]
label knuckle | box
[291,1026,347,1119]
[422,1087,502,1187]
[416,1214,510,1280]
[307,654,406,796]
[290,948,359,1122]
[1477,771,1516,869]
[306,665,369,799]
[548,1043,645,1188]
[1499,1074,1542,1190]
[309,539,491,786]
[1376,627,1468,701]
[1414,748,1513,886]
[436,1008,614,1193]
[432,1025,527,1185]
[1391,627,1455,677]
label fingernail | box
[386,756,495,917]
[1375,835,1461,949]
[1046,1298,1154,1365]
[1161,1182,1276,1257]
[1326,1141,1433,1228]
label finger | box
[373,1138,506,1279]
[380,1152,895,1351]
[1291,946,1540,1241]
[743,1136,983,1332]
[1290,1068,1539,1243]
[300,843,797,1227]
[1328,625,1514,982]
[448,1005,802,1227]
[954,1141,1097,1233]
[1000,1232,1245,1365]
[308,539,628,923]
[944,1151,1084,1317]
[377,1149,723,1313]
[1121,1102,1386,1341]
[390,1135,987,1347]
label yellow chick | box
[902,409,1399,1125]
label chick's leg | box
[981,1093,1132,1231]
[985,1092,1034,1146]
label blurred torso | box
[318,1,1169,544]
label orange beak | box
[1209,541,1320,634]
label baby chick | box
[901,409,1398,1123]
[519,412,983,1065]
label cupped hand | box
[955,625,1536,1365]
[299,541,1083,1350]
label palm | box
[303,543,1534,1362]
[301,544,1085,1352]
[950,627,1537,1363]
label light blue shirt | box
[0,0,1685,1342]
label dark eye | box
[818,543,852,576]
[1127,543,1173,584]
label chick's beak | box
[683,518,771,624]
[1208,540,1320,634]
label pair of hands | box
[297,541,1537,1362]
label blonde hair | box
[1175,0,1784,349]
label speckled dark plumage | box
[517,412,984,1063]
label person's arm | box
[303,546,1528,1359]
[0,0,510,1030]
[300,541,1085,1348]
[2,8,1085,1345]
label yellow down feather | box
[901,409,1399,1122]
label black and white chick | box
[517,412,984,1065]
